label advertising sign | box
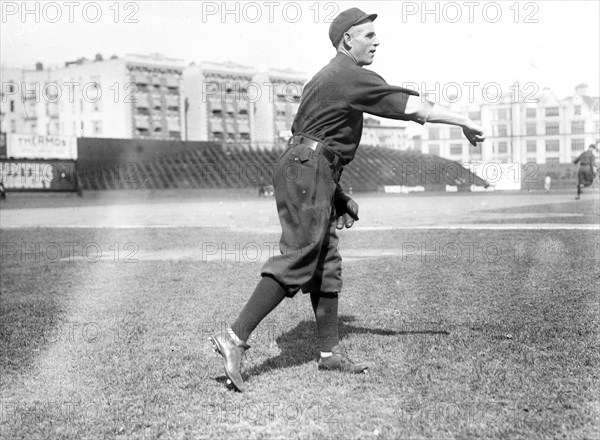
[0,160,78,191]
[7,134,78,160]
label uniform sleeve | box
[346,68,433,124]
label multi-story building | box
[183,61,255,146]
[1,53,187,140]
[184,64,305,150]
[559,83,599,163]
[361,117,408,150]
[250,68,305,150]
[420,84,599,164]
[1,66,28,137]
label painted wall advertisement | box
[0,160,78,191]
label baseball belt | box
[288,135,343,173]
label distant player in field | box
[573,144,597,199]
[544,175,552,192]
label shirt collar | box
[338,48,360,66]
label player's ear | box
[342,31,352,49]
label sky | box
[2,0,599,103]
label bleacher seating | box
[78,143,487,191]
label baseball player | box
[209,7,486,392]
[573,144,597,199]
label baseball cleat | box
[209,331,250,392]
[318,344,369,374]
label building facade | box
[361,117,409,150]
[420,84,599,164]
[183,61,255,147]
[1,53,186,141]
[251,68,305,150]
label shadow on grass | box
[241,315,449,379]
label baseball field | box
[1,188,599,440]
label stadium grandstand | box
[75,139,488,192]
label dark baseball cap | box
[329,7,378,47]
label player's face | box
[347,21,379,66]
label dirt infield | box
[1,189,598,230]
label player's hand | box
[336,199,359,229]
[463,121,486,147]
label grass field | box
[1,191,599,439]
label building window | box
[450,144,462,155]
[10,100,15,112]
[93,121,102,135]
[137,128,148,135]
[212,131,223,140]
[154,127,162,133]
[429,144,440,155]
[429,127,440,140]
[497,109,508,120]
[545,106,559,117]
[546,157,560,164]
[276,110,286,117]
[571,139,585,151]
[498,142,508,154]
[167,106,179,112]
[10,120,16,133]
[240,133,250,141]
[526,108,536,118]
[545,140,560,152]
[450,127,462,139]
[212,109,222,116]
[574,105,581,115]
[545,122,559,135]
[526,123,536,135]
[497,124,508,137]
[526,140,537,153]
[571,121,585,134]
[527,157,536,163]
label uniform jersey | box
[291,52,433,165]
[574,150,596,166]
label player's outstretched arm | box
[425,104,486,146]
